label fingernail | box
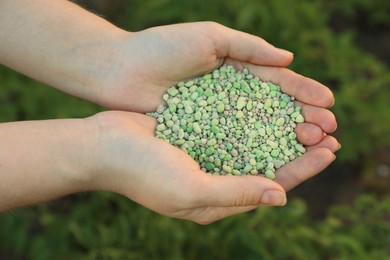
[337,143,342,151]
[261,190,287,206]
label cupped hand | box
[87,108,338,224]
[89,22,340,223]
[98,22,294,112]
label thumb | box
[196,174,287,207]
[211,22,294,67]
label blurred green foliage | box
[1,0,389,258]
[1,194,389,259]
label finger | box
[306,135,341,153]
[212,23,294,67]
[297,102,337,133]
[274,147,335,191]
[193,174,287,208]
[225,61,334,108]
[295,122,324,146]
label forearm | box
[0,118,97,211]
[0,0,127,104]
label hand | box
[97,22,294,112]
[87,108,338,225]
[90,51,339,224]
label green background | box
[1,0,389,258]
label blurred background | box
[0,0,389,258]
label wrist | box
[81,112,125,193]
[81,111,154,194]
[74,115,107,192]
[94,31,141,111]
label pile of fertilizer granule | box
[148,65,305,179]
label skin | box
[0,0,339,224]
